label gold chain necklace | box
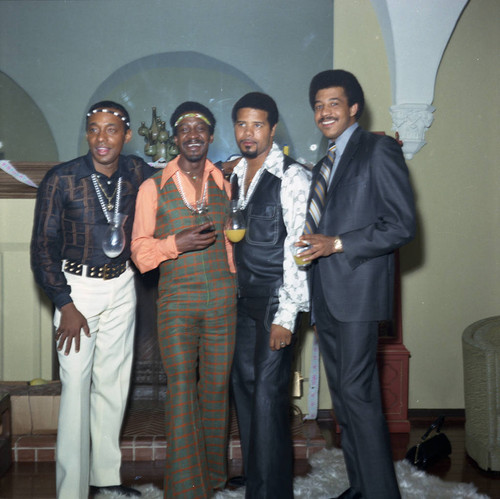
[181,168,200,181]
[94,176,118,211]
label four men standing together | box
[31,69,415,499]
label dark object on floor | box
[227,475,246,489]
[89,484,142,497]
[330,486,363,498]
[405,415,452,469]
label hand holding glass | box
[292,242,311,270]
[194,201,215,234]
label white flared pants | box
[54,267,136,499]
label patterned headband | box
[86,108,130,128]
[174,112,211,128]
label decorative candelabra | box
[138,107,178,164]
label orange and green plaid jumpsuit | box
[152,174,236,498]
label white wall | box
[0,199,53,380]
[334,0,500,408]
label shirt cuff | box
[54,293,73,310]
[273,307,298,333]
[160,235,180,259]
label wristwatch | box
[333,236,343,253]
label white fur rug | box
[97,448,489,498]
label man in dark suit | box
[300,70,416,499]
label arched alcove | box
[79,51,295,164]
[0,71,58,162]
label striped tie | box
[304,143,336,234]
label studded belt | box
[63,260,128,280]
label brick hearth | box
[4,384,326,463]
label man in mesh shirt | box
[31,101,154,498]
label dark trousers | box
[313,291,401,499]
[231,296,294,499]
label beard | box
[239,144,258,159]
[241,150,258,159]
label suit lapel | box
[307,127,364,215]
[325,127,363,201]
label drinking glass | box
[194,201,215,234]
[102,213,128,258]
[291,242,311,270]
[224,200,246,243]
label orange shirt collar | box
[160,156,224,190]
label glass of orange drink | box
[225,200,246,243]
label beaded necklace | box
[238,159,263,210]
[175,170,208,212]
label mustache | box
[238,139,257,147]
[319,116,337,124]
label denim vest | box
[235,157,293,297]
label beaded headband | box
[86,108,130,128]
[174,112,211,128]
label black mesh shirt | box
[31,152,155,309]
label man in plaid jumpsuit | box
[131,102,236,498]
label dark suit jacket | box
[310,126,416,322]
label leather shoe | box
[89,484,142,497]
[226,475,246,489]
[330,487,362,499]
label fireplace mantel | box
[0,162,56,199]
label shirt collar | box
[233,142,284,179]
[232,142,285,210]
[160,155,225,190]
[332,122,359,159]
[77,151,130,181]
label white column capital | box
[371,0,468,159]
[390,104,435,160]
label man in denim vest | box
[229,92,310,498]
